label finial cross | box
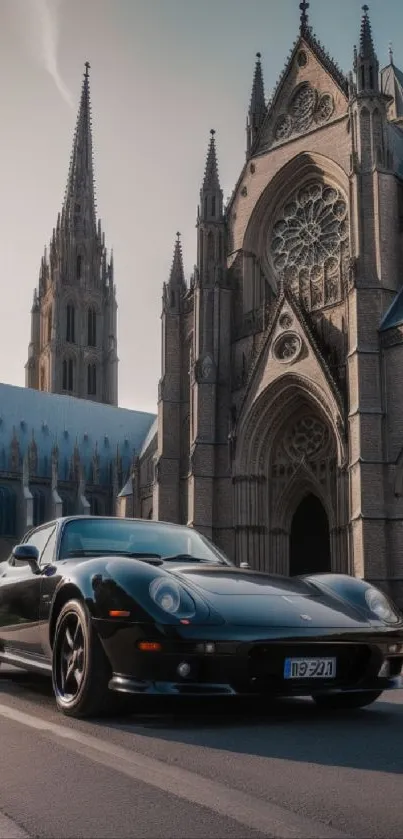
[84,61,90,76]
[362,4,369,13]
[299,0,309,29]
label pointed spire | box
[63,62,96,233]
[247,53,266,155]
[169,232,186,288]
[299,1,310,34]
[355,5,379,93]
[389,42,394,65]
[202,130,221,192]
[359,5,376,59]
[249,53,265,117]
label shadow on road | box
[1,669,402,776]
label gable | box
[239,290,343,426]
[256,36,349,156]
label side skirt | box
[0,649,52,675]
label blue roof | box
[380,288,403,332]
[0,383,156,485]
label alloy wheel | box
[55,612,86,702]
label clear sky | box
[0,0,402,413]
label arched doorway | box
[289,493,331,576]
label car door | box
[0,523,57,660]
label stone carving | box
[284,415,329,461]
[316,93,335,122]
[270,181,349,311]
[273,82,335,144]
[279,312,293,330]
[201,355,214,380]
[297,50,308,67]
[274,115,292,141]
[273,332,302,363]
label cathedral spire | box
[63,61,96,234]
[169,232,186,289]
[199,130,223,224]
[355,5,379,93]
[202,130,221,193]
[247,53,266,155]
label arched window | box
[40,367,46,391]
[66,304,75,343]
[87,364,97,396]
[47,308,52,342]
[62,358,74,392]
[32,488,46,526]
[87,308,96,347]
[76,255,82,281]
[211,196,216,217]
[0,486,17,536]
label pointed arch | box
[242,152,350,289]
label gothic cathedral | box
[150,4,403,606]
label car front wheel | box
[312,690,383,711]
[52,598,111,718]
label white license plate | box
[284,657,336,679]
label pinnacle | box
[359,4,376,58]
[299,0,310,33]
[249,52,266,117]
[202,130,221,192]
[169,232,186,287]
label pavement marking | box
[0,810,30,838]
[0,701,352,839]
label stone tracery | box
[269,181,349,310]
[273,82,335,144]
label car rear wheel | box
[52,598,112,718]
[312,690,383,711]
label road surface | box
[0,666,402,838]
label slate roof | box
[380,288,403,333]
[0,383,156,484]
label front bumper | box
[99,624,403,698]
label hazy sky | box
[0,0,402,413]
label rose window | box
[284,416,329,461]
[269,181,349,310]
[289,83,317,132]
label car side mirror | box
[12,544,40,573]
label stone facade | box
[141,6,403,607]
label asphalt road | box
[0,667,402,839]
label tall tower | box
[25,63,118,406]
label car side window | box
[39,527,57,566]
[17,525,56,566]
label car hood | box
[170,567,371,628]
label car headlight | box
[149,578,196,618]
[365,587,400,625]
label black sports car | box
[0,515,402,718]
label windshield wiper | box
[162,554,224,565]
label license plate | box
[284,657,336,679]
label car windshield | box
[59,518,232,566]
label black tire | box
[313,690,383,711]
[52,598,112,718]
